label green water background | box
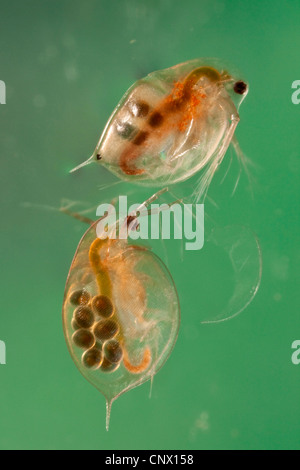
[0,0,299,450]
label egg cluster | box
[69,289,123,373]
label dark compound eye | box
[234,80,248,95]
[96,153,102,161]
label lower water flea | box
[63,189,181,429]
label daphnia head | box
[221,70,249,110]
[183,64,248,102]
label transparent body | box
[73,58,248,193]
[62,215,180,429]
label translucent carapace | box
[62,194,180,429]
[72,58,248,194]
